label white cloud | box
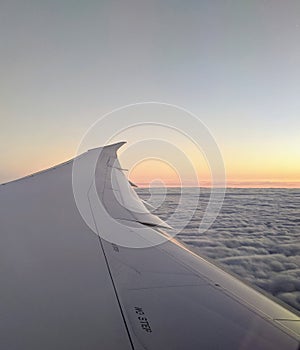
[137,187,300,313]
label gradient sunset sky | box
[1,1,299,187]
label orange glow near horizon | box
[1,143,299,189]
[117,128,300,189]
[132,179,300,189]
[129,159,300,188]
[129,159,184,187]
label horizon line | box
[134,181,300,189]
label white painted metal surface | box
[0,142,299,349]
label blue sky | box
[1,0,299,185]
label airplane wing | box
[0,142,299,349]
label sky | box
[1,0,300,187]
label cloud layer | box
[137,188,300,313]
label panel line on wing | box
[87,169,136,350]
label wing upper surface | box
[0,142,299,349]
[0,145,133,350]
